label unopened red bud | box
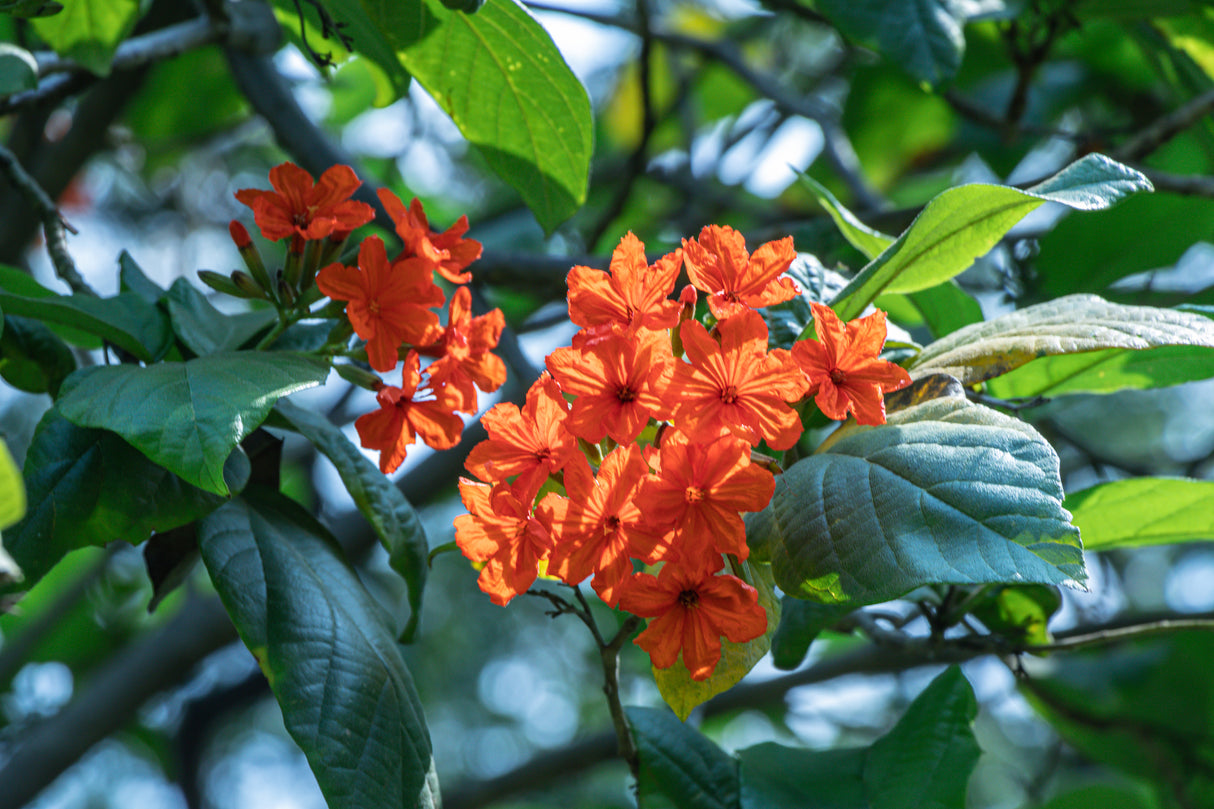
[228,220,253,249]
[679,284,698,307]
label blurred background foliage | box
[2,0,1214,807]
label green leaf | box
[864,666,980,809]
[831,155,1152,322]
[198,489,439,809]
[627,706,740,809]
[165,279,276,355]
[1037,784,1159,809]
[796,170,894,259]
[901,281,985,339]
[986,344,1214,398]
[0,314,75,396]
[653,561,780,721]
[0,436,24,530]
[816,0,966,89]
[0,288,171,362]
[0,42,38,94]
[56,353,330,495]
[0,265,99,346]
[308,0,418,100]
[397,0,592,232]
[969,584,1061,646]
[30,0,141,76]
[769,598,856,670]
[738,744,867,809]
[909,295,1214,387]
[1065,477,1214,550]
[747,393,1084,605]
[4,408,230,589]
[274,399,429,642]
[118,250,165,304]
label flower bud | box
[229,220,275,300]
[334,363,383,391]
[198,269,257,299]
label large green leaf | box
[797,170,895,259]
[738,744,867,809]
[198,489,439,809]
[628,706,740,809]
[1065,477,1214,550]
[397,0,592,232]
[30,0,141,75]
[0,288,171,362]
[816,0,965,89]
[831,155,1152,321]
[909,295,1214,387]
[0,43,37,95]
[653,561,780,721]
[4,408,230,589]
[747,393,1084,605]
[864,665,980,809]
[56,353,330,496]
[985,344,1214,398]
[0,314,75,396]
[165,279,276,355]
[274,399,429,641]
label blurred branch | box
[1137,167,1214,198]
[33,15,225,78]
[0,142,92,295]
[1113,87,1214,163]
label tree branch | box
[1113,87,1214,164]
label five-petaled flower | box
[617,558,769,681]
[379,188,483,284]
[235,162,374,247]
[566,232,682,346]
[792,302,911,425]
[354,351,464,474]
[316,235,444,373]
[454,478,556,606]
[682,224,799,320]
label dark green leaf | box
[165,279,276,355]
[274,399,429,642]
[56,353,330,495]
[4,408,228,589]
[738,743,867,809]
[0,314,75,396]
[118,250,165,304]
[770,598,856,670]
[397,0,592,232]
[818,0,965,88]
[0,43,38,94]
[0,265,100,347]
[1065,477,1214,550]
[762,254,850,350]
[831,155,1152,322]
[747,393,1084,605]
[627,705,740,809]
[198,489,439,809]
[910,295,1214,387]
[30,0,140,75]
[0,288,171,362]
[864,665,980,809]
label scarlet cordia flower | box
[545,447,668,608]
[617,558,768,681]
[234,162,374,246]
[464,373,580,496]
[792,302,912,425]
[636,431,774,567]
[417,286,506,414]
[566,232,681,346]
[454,478,555,606]
[682,224,799,320]
[316,235,444,373]
[668,309,807,450]
[545,330,674,445]
[378,188,482,284]
[355,352,464,474]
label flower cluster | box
[230,162,506,473]
[454,225,911,681]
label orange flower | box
[546,447,666,607]
[668,310,807,450]
[316,235,444,372]
[464,374,579,496]
[355,352,464,474]
[682,225,799,320]
[418,287,507,414]
[617,559,768,681]
[545,331,673,444]
[637,432,774,566]
[235,162,374,246]
[792,303,911,425]
[378,189,482,284]
[455,478,555,606]
[566,233,681,346]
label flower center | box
[534,447,552,463]
[368,300,381,315]
[685,486,705,503]
[605,515,622,530]
[720,385,739,404]
[617,386,637,403]
[678,589,699,608]
[829,368,847,385]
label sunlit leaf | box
[1065,477,1214,550]
[0,436,24,530]
[910,295,1214,387]
[56,353,329,495]
[747,393,1084,605]
[30,0,141,75]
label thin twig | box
[0,142,93,295]
[1113,87,1214,163]
[1026,615,1214,654]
